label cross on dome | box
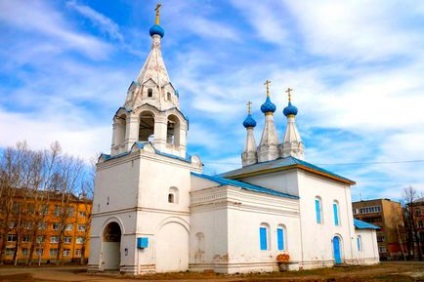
[155,3,162,25]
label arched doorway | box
[166,115,180,146]
[102,222,121,270]
[156,222,189,272]
[332,236,342,264]
[139,111,155,142]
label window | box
[63,249,71,256]
[38,222,47,230]
[65,224,73,231]
[64,237,72,244]
[41,205,49,215]
[75,249,82,257]
[50,236,60,244]
[315,197,323,224]
[7,234,17,242]
[22,248,29,256]
[50,249,58,257]
[167,92,171,101]
[22,235,31,242]
[147,88,153,97]
[54,205,61,216]
[277,225,286,251]
[419,221,424,228]
[377,236,385,242]
[168,187,179,204]
[378,246,387,253]
[259,224,270,250]
[5,248,14,256]
[333,201,340,226]
[37,236,45,243]
[78,225,85,232]
[8,222,16,228]
[76,237,84,244]
[359,206,381,214]
[67,207,75,216]
[79,211,86,218]
[357,235,362,251]
[52,223,61,230]
[24,222,33,229]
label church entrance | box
[156,222,189,272]
[102,222,121,270]
[332,236,342,264]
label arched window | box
[333,200,340,226]
[315,196,323,224]
[356,235,362,251]
[277,225,286,251]
[168,187,179,204]
[259,223,270,250]
[139,111,154,142]
[167,115,180,146]
[147,88,153,97]
[167,92,171,101]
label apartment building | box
[353,199,406,260]
[0,188,92,264]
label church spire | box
[257,80,279,162]
[280,88,304,159]
[241,101,258,166]
[123,3,178,112]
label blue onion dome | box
[149,24,164,37]
[243,114,257,128]
[283,101,298,116]
[260,97,277,113]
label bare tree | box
[402,186,423,260]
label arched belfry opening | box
[139,111,155,142]
[167,114,180,146]
[115,114,127,146]
[102,222,122,270]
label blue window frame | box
[333,202,340,226]
[315,198,322,224]
[259,227,267,250]
[277,228,284,250]
[357,235,362,251]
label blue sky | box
[1,0,424,201]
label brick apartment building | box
[353,199,406,260]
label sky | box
[1,0,424,202]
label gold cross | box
[286,87,293,102]
[247,101,252,114]
[155,3,162,25]
[264,80,271,97]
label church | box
[88,6,379,275]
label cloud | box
[0,1,112,60]
[66,0,124,42]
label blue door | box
[333,236,342,264]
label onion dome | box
[261,97,276,113]
[283,101,298,116]
[243,114,257,128]
[149,24,164,38]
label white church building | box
[88,6,379,275]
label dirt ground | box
[0,261,423,282]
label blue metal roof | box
[220,156,355,185]
[191,172,299,199]
[354,219,379,230]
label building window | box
[50,236,60,244]
[37,236,45,243]
[333,201,340,226]
[50,249,58,257]
[78,225,86,231]
[38,222,47,230]
[63,249,71,256]
[79,211,86,218]
[167,92,171,101]
[7,234,17,242]
[277,225,286,251]
[22,236,31,242]
[168,187,179,204]
[5,248,14,256]
[8,222,17,229]
[67,207,75,216]
[418,221,424,228]
[147,88,153,97]
[378,246,387,253]
[76,237,84,244]
[52,223,61,230]
[259,224,270,250]
[315,197,323,224]
[22,248,29,256]
[54,205,61,216]
[377,236,385,242]
[65,224,73,231]
[64,237,72,244]
[75,249,82,257]
[357,235,362,251]
[359,206,381,214]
